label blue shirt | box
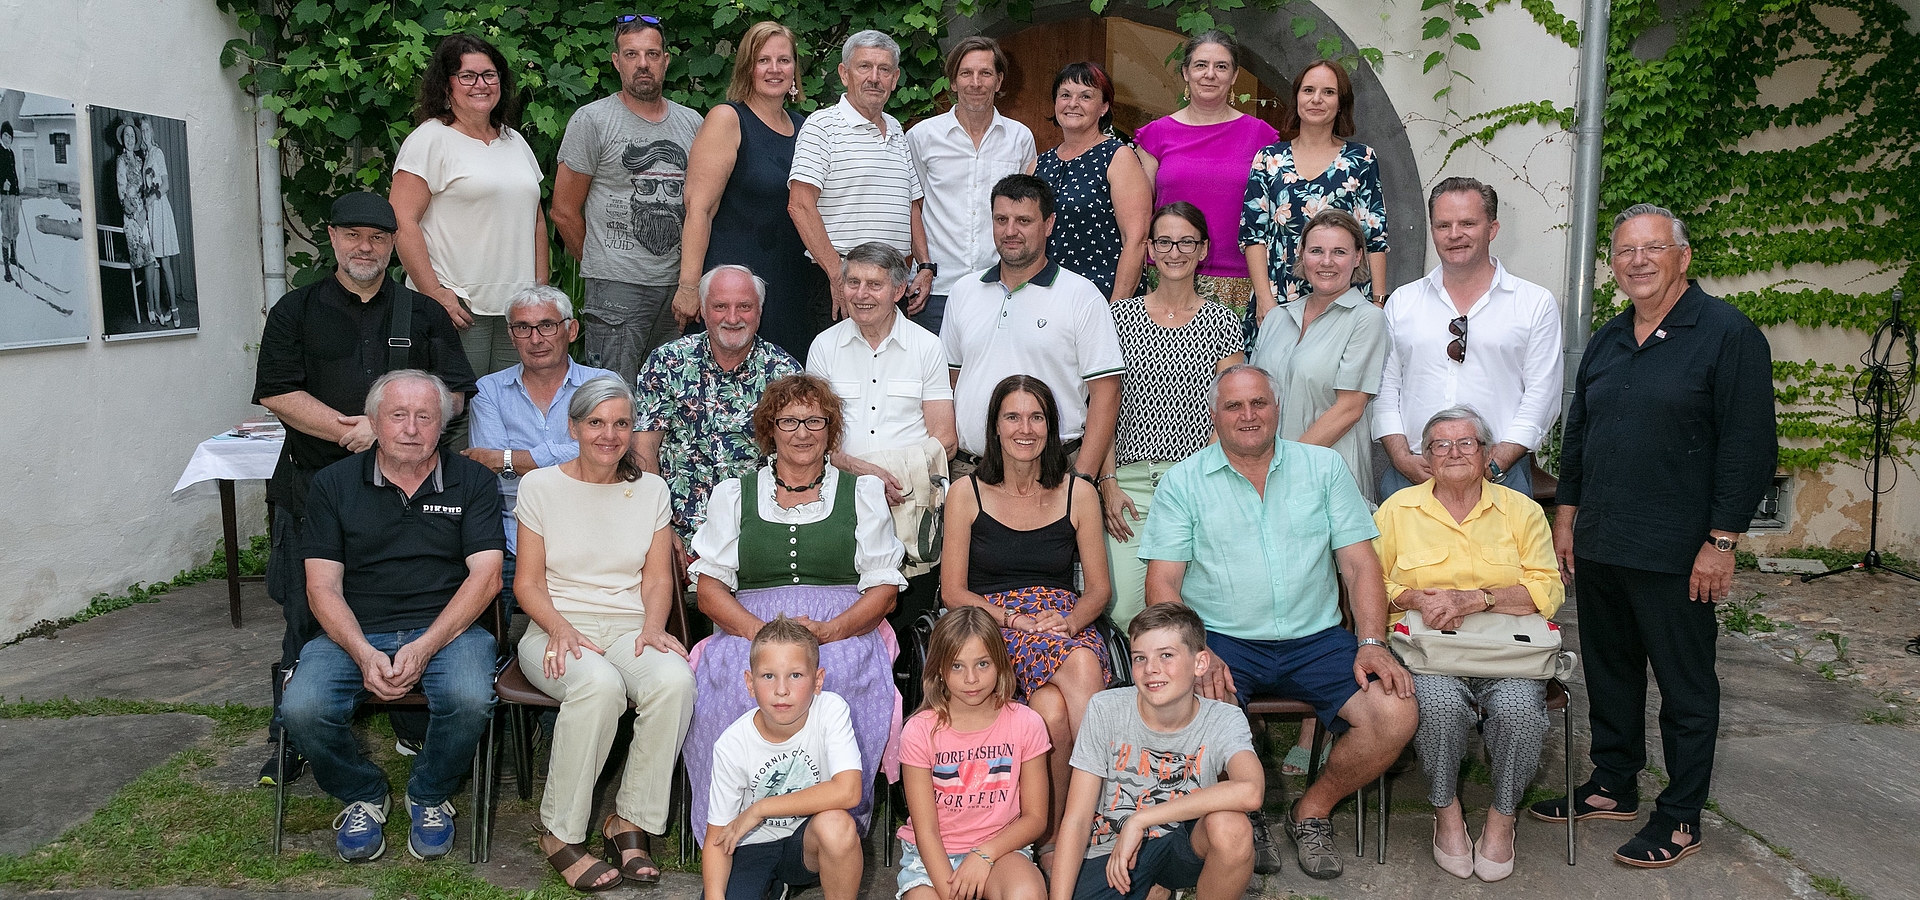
[470,358,617,552]
[1137,440,1379,641]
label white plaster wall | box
[0,0,267,638]
[1322,0,1584,298]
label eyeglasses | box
[774,416,829,432]
[454,70,501,86]
[1426,437,1482,455]
[615,13,662,26]
[507,320,564,337]
[1447,315,1468,363]
[1150,237,1205,254]
[1613,243,1676,260]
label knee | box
[568,666,630,715]
[810,809,860,854]
[1202,810,1253,863]
[1028,686,1066,725]
[638,657,697,704]
[1060,649,1104,688]
[434,675,497,722]
[1486,702,1550,744]
[279,681,342,733]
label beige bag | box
[1389,610,1576,680]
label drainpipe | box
[1562,0,1610,420]
[253,7,285,314]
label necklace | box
[1150,297,1198,322]
[773,462,827,494]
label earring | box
[1182,87,1190,104]
[789,82,800,100]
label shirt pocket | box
[1394,545,1452,583]
[1475,544,1523,584]
[884,378,924,425]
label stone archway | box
[946,0,1428,291]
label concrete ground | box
[1,576,1915,899]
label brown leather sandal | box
[602,816,661,884]
[544,838,622,893]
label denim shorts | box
[895,841,1031,898]
[1206,627,1366,734]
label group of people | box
[108,115,187,328]
[246,15,1781,900]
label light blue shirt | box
[1137,440,1379,641]
[469,359,616,552]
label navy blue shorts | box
[725,818,820,900]
[1206,627,1364,734]
[1070,822,1204,900]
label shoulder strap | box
[385,280,412,371]
[970,473,983,506]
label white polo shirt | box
[806,312,953,459]
[789,95,922,257]
[908,109,1036,297]
[1373,257,1565,451]
[943,261,1126,456]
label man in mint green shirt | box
[1139,364,1416,882]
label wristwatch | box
[1710,536,1737,552]
[502,448,517,479]
[1481,587,1496,610]
[915,262,938,277]
[1486,458,1507,483]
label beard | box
[339,256,387,285]
[629,199,683,256]
[624,73,662,104]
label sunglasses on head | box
[616,13,661,25]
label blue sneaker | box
[333,798,389,862]
[406,794,457,860]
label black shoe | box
[259,740,306,787]
[1250,810,1284,874]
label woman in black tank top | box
[941,375,1113,841]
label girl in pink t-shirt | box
[898,607,1052,900]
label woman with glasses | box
[684,373,907,840]
[392,34,547,377]
[1094,203,1243,629]
[1372,406,1563,882]
[676,21,823,360]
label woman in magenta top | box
[1134,30,1279,329]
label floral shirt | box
[1239,140,1389,345]
[635,335,800,542]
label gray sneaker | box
[1284,806,1342,879]
[1249,811,1284,874]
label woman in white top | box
[684,374,907,841]
[392,34,549,377]
[515,375,694,891]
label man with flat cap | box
[251,191,478,785]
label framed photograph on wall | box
[0,88,88,351]
[88,105,199,340]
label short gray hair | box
[1206,363,1284,412]
[699,264,767,307]
[841,241,910,287]
[1420,405,1494,450]
[365,369,455,428]
[568,374,635,422]
[506,284,573,322]
[1611,203,1690,247]
[842,29,901,68]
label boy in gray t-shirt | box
[1051,604,1263,900]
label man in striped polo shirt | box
[788,29,934,357]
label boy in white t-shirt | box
[704,617,865,900]
[1050,603,1264,900]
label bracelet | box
[1357,637,1388,651]
[1095,474,1116,485]
[971,848,994,867]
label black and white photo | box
[0,88,88,351]
[89,105,199,339]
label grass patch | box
[0,697,271,743]
[1811,875,1868,900]
[5,534,270,647]
[1718,592,1781,636]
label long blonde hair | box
[727,22,803,104]
[917,607,1016,728]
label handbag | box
[1389,609,1576,680]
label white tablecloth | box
[172,433,283,493]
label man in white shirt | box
[944,174,1124,480]
[906,36,1036,335]
[1375,177,1563,500]
[789,30,934,332]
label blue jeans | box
[281,625,496,805]
[1380,451,1533,503]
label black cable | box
[1850,292,1916,497]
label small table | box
[174,432,282,627]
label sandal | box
[603,816,662,884]
[544,838,622,893]
[1613,814,1702,868]
[1281,743,1328,776]
[1527,780,1639,823]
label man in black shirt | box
[252,192,475,784]
[1530,204,1775,868]
[281,370,503,862]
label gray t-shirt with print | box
[556,94,703,284]
[1067,687,1257,858]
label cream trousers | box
[518,613,696,843]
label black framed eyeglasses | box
[1149,237,1205,254]
[1447,315,1468,363]
[774,416,830,432]
[507,321,563,337]
[454,70,501,86]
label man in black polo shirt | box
[281,370,503,863]
[253,191,475,784]
[1530,204,1775,868]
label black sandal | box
[602,816,662,884]
[1614,814,1703,868]
[544,839,622,893]
[1527,780,1640,823]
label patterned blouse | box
[1239,140,1389,338]
[1110,297,1244,467]
[635,335,800,542]
[1036,137,1128,299]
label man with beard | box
[942,174,1122,481]
[553,14,703,383]
[906,37,1035,335]
[633,264,800,569]
[251,191,476,786]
